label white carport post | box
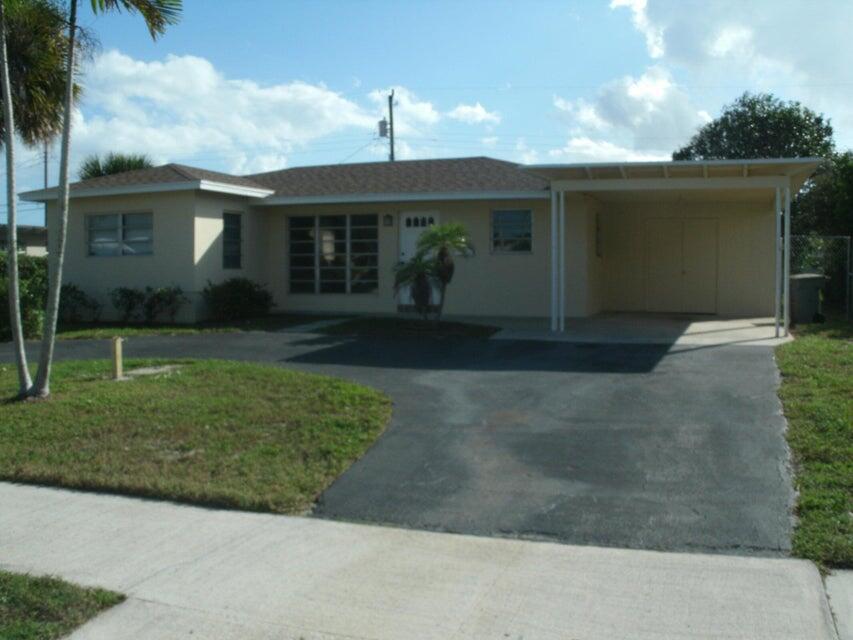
[784,183,792,335]
[774,187,781,337]
[558,190,566,331]
[550,189,558,331]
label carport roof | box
[524,157,822,192]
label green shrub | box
[59,283,102,323]
[110,287,146,322]
[202,278,274,321]
[142,286,187,323]
[0,252,48,340]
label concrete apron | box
[0,483,837,640]
[485,313,792,347]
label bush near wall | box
[202,278,274,321]
[59,284,102,323]
[0,252,48,340]
[109,286,188,324]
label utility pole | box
[43,141,48,187]
[388,89,395,162]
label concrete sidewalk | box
[0,483,838,640]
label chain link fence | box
[791,234,851,319]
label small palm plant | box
[415,222,474,320]
[394,254,436,320]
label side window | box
[87,213,153,256]
[492,210,532,253]
[223,212,242,269]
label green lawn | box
[56,313,334,340]
[0,359,391,513]
[321,316,499,338]
[0,570,123,640]
[776,319,852,568]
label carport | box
[525,158,821,336]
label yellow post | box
[111,337,123,380]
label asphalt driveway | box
[0,331,793,555]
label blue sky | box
[6,0,853,225]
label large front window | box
[288,214,378,294]
[87,213,152,256]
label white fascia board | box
[256,190,550,206]
[551,176,789,192]
[20,180,273,202]
[525,157,824,171]
[198,180,274,198]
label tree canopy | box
[0,0,85,147]
[79,152,153,179]
[673,93,834,161]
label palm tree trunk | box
[436,282,446,322]
[32,0,77,398]
[0,1,32,396]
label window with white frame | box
[288,214,378,294]
[223,212,242,269]
[491,209,532,253]
[87,213,153,256]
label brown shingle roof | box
[69,163,267,192]
[53,157,547,200]
[246,157,549,198]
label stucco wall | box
[263,198,556,318]
[192,193,268,316]
[47,191,199,321]
[601,199,775,317]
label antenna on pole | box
[377,89,396,162]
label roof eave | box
[255,190,551,206]
[20,180,274,202]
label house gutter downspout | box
[550,189,558,331]
[559,190,566,331]
[775,187,781,338]
[784,181,792,336]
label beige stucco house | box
[21,156,819,334]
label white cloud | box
[447,102,501,125]
[548,137,666,163]
[612,0,853,148]
[553,66,706,157]
[610,0,664,58]
[481,136,499,147]
[515,138,538,164]
[76,50,378,173]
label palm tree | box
[415,222,474,320]
[394,254,436,320]
[79,152,153,179]
[31,0,181,398]
[1,0,83,396]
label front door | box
[398,212,438,306]
[645,218,718,314]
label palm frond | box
[416,222,475,257]
[393,254,436,293]
[90,0,182,39]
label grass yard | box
[321,316,499,338]
[56,313,334,340]
[776,319,852,568]
[0,570,123,640]
[0,359,391,513]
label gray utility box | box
[790,273,826,324]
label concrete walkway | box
[0,483,838,640]
[489,313,790,347]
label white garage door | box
[645,218,718,314]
